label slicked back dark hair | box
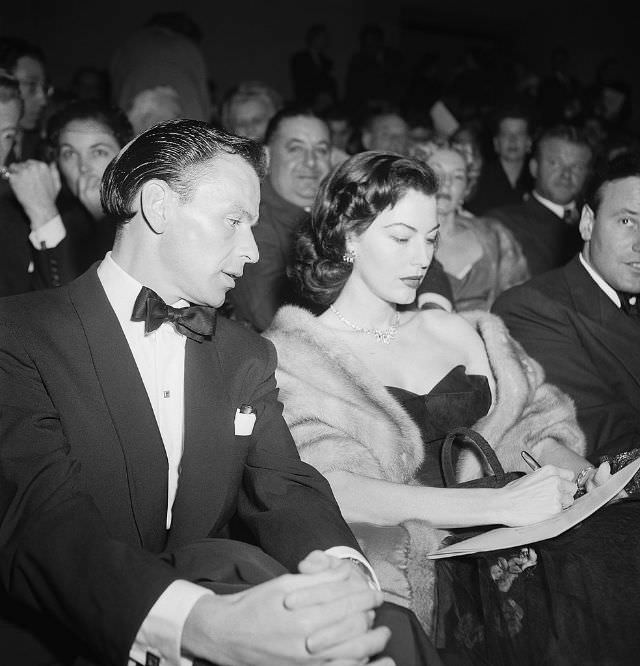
[585,150,640,214]
[291,150,438,305]
[101,119,267,225]
[263,104,321,145]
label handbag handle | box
[441,427,506,486]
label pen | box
[521,450,542,471]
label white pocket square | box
[234,406,256,436]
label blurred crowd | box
[1,11,637,323]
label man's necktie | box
[563,207,579,225]
[131,286,217,342]
[618,291,640,318]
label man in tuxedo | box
[0,120,438,666]
[493,151,640,461]
[487,124,593,276]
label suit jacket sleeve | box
[0,319,180,666]
[493,285,640,458]
[234,336,362,571]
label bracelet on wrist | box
[575,466,595,497]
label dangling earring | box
[342,249,356,264]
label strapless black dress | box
[388,365,640,666]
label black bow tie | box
[618,291,640,318]
[131,286,217,342]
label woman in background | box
[265,150,640,665]
[8,99,132,281]
[411,138,529,311]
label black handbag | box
[441,426,525,489]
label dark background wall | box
[1,0,636,123]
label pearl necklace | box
[329,304,400,344]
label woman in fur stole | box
[264,151,640,665]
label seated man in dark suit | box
[493,151,640,462]
[488,124,593,276]
[0,119,438,666]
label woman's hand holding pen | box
[497,465,577,527]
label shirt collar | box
[97,252,189,329]
[579,252,622,308]
[532,190,574,219]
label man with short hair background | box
[493,150,640,464]
[360,108,410,156]
[220,80,283,143]
[229,106,332,331]
[488,124,593,276]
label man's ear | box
[140,180,172,234]
[579,204,594,241]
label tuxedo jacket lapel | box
[565,258,640,390]
[167,336,239,550]
[69,268,168,552]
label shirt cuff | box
[129,580,213,666]
[29,214,66,249]
[325,546,381,591]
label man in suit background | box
[493,150,640,462]
[0,120,407,666]
[488,124,593,276]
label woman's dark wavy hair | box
[101,118,267,225]
[291,150,438,306]
[46,99,133,158]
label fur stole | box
[265,305,586,483]
[264,305,586,634]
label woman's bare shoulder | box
[404,308,480,343]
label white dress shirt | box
[97,253,377,666]
[579,252,624,307]
[532,190,576,221]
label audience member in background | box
[487,124,593,276]
[110,11,210,135]
[359,106,410,155]
[0,72,68,296]
[345,24,405,113]
[449,121,485,202]
[70,66,111,104]
[219,80,282,142]
[466,104,534,215]
[493,151,640,464]
[289,23,338,114]
[229,107,331,332]
[0,37,50,160]
[322,103,355,166]
[7,99,132,287]
[263,151,640,666]
[411,139,528,311]
[537,46,584,127]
